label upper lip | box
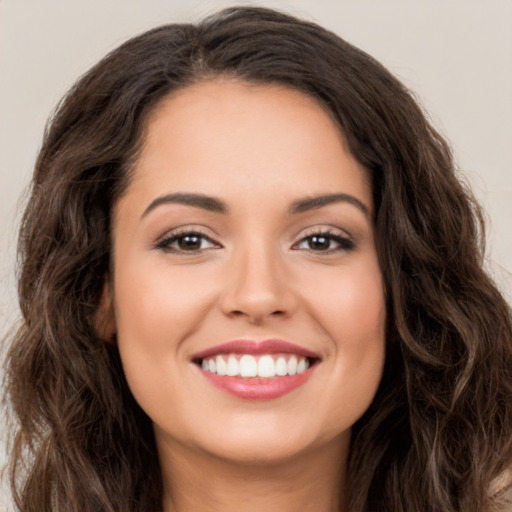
[192,339,320,361]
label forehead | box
[122,79,371,214]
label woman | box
[4,6,512,512]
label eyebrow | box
[289,193,369,217]
[141,193,228,218]
[141,191,369,219]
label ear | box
[95,281,117,344]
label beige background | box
[1,0,511,508]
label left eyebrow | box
[289,193,370,217]
[141,192,228,219]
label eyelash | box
[292,230,355,253]
[154,229,355,255]
[154,229,219,254]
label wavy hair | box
[4,6,512,512]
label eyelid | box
[296,224,352,239]
[291,226,356,253]
[153,227,222,253]
[293,225,354,244]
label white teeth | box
[287,355,298,375]
[200,353,313,378]
[227,355,239,376]
[275,357,288,376]
[297,358,309,374]
[258,355,275,378]
[239,354,258,377]
[216,355,227,376]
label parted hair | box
[4,6,512,512]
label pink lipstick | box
[192,339,319,400]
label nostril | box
[220,279,296,322]
[226,309,287,321]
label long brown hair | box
[4,7,512,511]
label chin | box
[202,438,316,466]
[180,414,350,467]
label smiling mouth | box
[191,339,320,400]
[195,353,318,379]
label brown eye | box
[307,235,331,251]
[155,231,220,253]
[294,231,355,253]
[177,234,203,251]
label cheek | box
[111,269,202,428]
[327,267,385,375]
[305,259,385,346]
[114,259,218,348]
[302,261,386,429]
[112,260,219,402]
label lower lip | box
[199,367,316,400]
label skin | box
[106,80,386,512]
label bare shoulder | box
[491,469,512,511]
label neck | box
[159,434,349,512]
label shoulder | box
[490,469,512,511]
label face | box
[109,80,385,464]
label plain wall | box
[1,0,511,509]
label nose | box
[220,244,297,324]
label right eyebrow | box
[141,192,228,219]
[289,193,370,218]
